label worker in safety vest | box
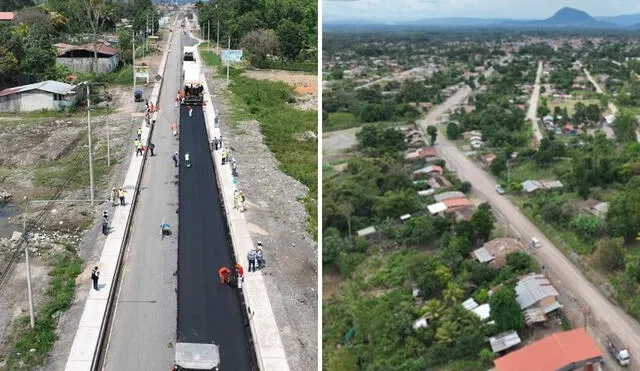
[218,266,232,284]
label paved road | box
[101,18,181,371]
[418,86,640,362]
[527,61,544,144]
[177,45,254,369]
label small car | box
[495,185,506,194]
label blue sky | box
[323,0,640,22]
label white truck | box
[606,334,631,366]
[173,342,220,370]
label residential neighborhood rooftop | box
[515,273,560,310]
[494,328,602,371]
[0,81,75,98]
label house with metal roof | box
[434,191,465,202]
[472,238,524,269]
[521,180,542,193]
[515,273,562,315]
[57,43,120,73]
[489,330,522,353]
[494,328,602,371]
[0,81,76,112]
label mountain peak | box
[546,7,595,23]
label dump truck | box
[606,334,630,366]
[173,342,220,370]
[181,64,204,106]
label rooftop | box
[515,273,560,310]
[434,191,465,202]
[0,12,14,21]
[441,197,472,209]
[489,330,522,353]
[0,80,75,98]
[494,328,602,371]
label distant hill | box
[596,14,640,26]
[325,7,639,30]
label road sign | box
[221,49,243,63]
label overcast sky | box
[323,0,640,22]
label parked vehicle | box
[606,334,630,366]
[495,185,506,194]
[530,237,541,249]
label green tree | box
[0,0,33,11]
[607,176,640,243]
[277,19,303,61]
[446,121,461,139]
[240,29,280,66]
[470,203,494,244]
[490,154,507,175]
[21,24,56,76]
[75,0,115,73]
[594,237,625,272]
[614,110,638,144]
[427,125,438,145]
[325,347,358,371]
[489,287,525,332]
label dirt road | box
[583,68,617,140]
[527,61,544,144]
[418,86,640,363]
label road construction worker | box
[137,127,142,140]
[247,249,257,272]
[238,191,245,212]
[172,123,178,136]
[172,152,179,167]
[235,263,244,280]
[134,140,143,156]
[218,266,232,284]
[111,187,118,206]
[118,187,126,206]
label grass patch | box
[34,133,113,190]
[2,250,82,369]
[73,65,135,87]
[227,68,317,238]
[498,159,571,185]
[199,45,222,66]
[548,99,599,116]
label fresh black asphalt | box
[177,103,253,367]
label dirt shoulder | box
[204,66,318,370]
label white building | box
[0,81,76,112]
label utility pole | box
[86,83,95,207]
[226,36,231,86]
[132,38,136,90]
[207,21,210,50]
[22,197,35,330]
[106,103,111,168]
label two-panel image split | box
[0,0,637,370]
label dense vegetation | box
[323,125,540,370]
[196,0,316,68]
[0,0,158,88]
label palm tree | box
[435,320,459,345]
[443,282,464,305]
[421,299,445,322]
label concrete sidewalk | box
[191,32,290,370]
[64,15,178,371]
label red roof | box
[442,197,472,209]
[494,328,602,371]
[418,147,437,158]
[0,12,14,21]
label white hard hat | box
[257,241,263,246]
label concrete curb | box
[192,38,290,371]
[63,14,179,371]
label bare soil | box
[322,127,360,163]
[0,48,163,368]
[205,67,318,371]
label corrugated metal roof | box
[462,298,479,311]
[472,303,491,321]
[427,202,447,214]
[356,226,376,237]
[515,274,559,310]
[490,330,522,353]
[473,247,495,263]
[434,191,465,202]
[0,81,75,97]
[521,180,542,193]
